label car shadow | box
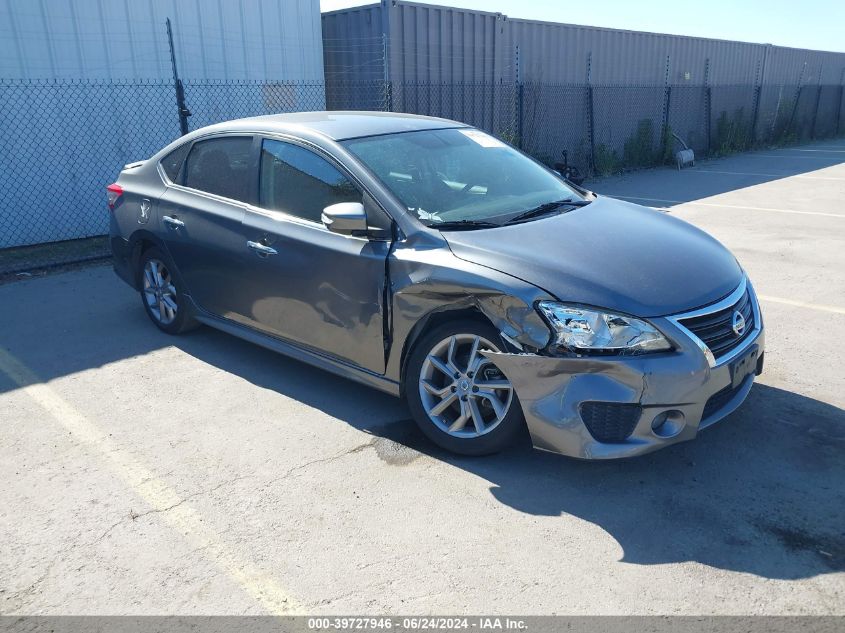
[171,324,845,583]
[585,140,845,207]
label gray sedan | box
[108,112,764,459]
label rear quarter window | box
[160,143,190,184]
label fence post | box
[704,58,712,155]
[748,58,762,148]
[166,18,191,135]
[586,53,596,175]
[661,55,671,165]
[517,82,524,149]
[837,69,845,136]
[786,62,807,139]
[810,83,822,139]
[384,80,393,112]
[749,85,761,148]
[514,45,524,149]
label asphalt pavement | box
[1,139,843,615]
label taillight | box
[106,183,123,210]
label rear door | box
[157,135,256,317]
[236,137,391,374]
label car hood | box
[442,196,743,317]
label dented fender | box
[383,233,553,383]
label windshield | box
[342,128,583,227]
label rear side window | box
[184,136,253,202]
[160,143,190,183]
[259,139,361,223]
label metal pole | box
[786,62,807,140]
[810,62,824,139]
[586,52,596,175]
[704,58,712,154]
[836,69,845,136]
[515,45,523,148]
[749,58,762,148]
[661,55,671,164]
[166,18,191,135]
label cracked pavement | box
[1,140,844,614]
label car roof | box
[196,111,468,142]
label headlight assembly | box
[537,301,671,355]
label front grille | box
[579,402,641,443]
[702,380,746,419]
[677,288,755,361]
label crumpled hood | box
[443,196,743,317]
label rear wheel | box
[406,320,525,455]
[137,247,197,335]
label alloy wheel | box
[418,334,514,438]
[142,258,178,325]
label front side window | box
[184,136,253,202]
[343,128,582,226]
[259,139,361,223]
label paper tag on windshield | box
[459,129,506,148]
[416,208,442,222]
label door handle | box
[247,240,278,256]
[162,215,185,229]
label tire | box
[137,246,198,335]
[406,320,525,455]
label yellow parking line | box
[0,347,299,615]
[757,295,845,316]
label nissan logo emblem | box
[731,310,746,336]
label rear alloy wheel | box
[142,258,178,325]
[137,247,197,334]
[407,321,525,455]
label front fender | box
[385,236,553,384]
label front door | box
[236,138,391,375]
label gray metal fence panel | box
[519,84,590,168]
[709,85,757,153]
[813,84,842,138]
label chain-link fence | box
[2,77,844,275]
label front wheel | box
[406,321,525,455]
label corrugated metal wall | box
[322,0,845,87]
[322,4,385,83]
[508,20,766,84]
[0,0,325,81]
[0,0,325,249]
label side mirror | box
[321,202,368,236]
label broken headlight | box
[537,301,671,354]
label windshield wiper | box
[505,199,592,225]
[430,220,502,231]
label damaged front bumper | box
[485,311,765,460]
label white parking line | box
[0,347,299,615]
[690,169,845,181]
[746,154,845,159]
[611,195,845,218]
[758,295,845,316]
